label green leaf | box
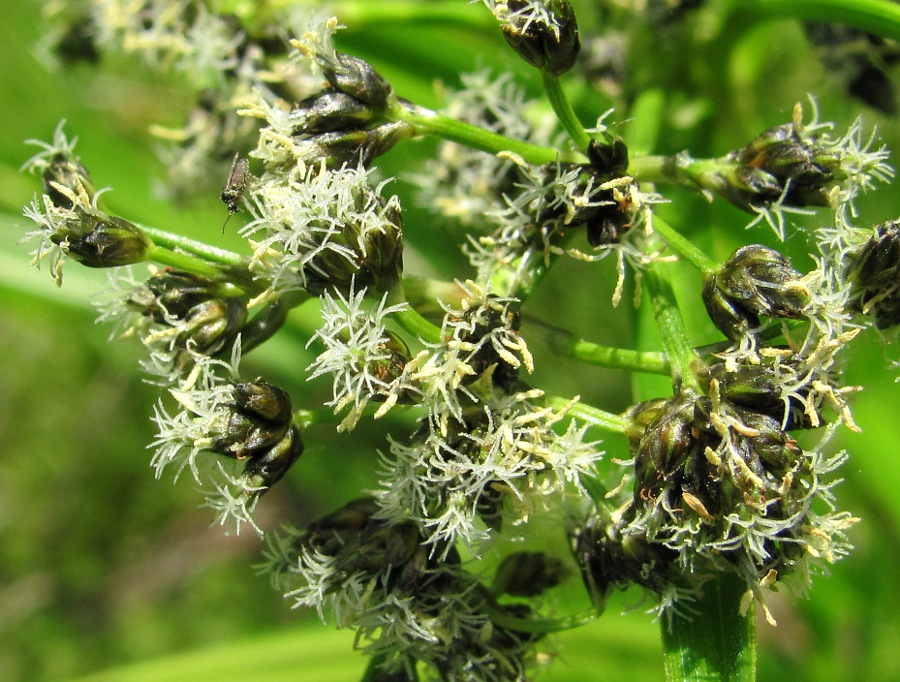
[69,626,365,682]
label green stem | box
[140,225,248,269]
[240,0,491,29]
[386,280,444,344]
[732,0,900,42]
[141,225,263,292]
[541,71,591,152]
[333,0,492,28]
[392,306,443,344]
[145,244,226,280]
[547,396,630,434]
[628,153,719,196]
[643,245,703,392]
[546,330,670,375]
[661,572,756,682]
[390,102,563,165]
[651,216,717,274]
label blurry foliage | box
[0,0,898,680]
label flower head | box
[586,387,858,620]
[149,346,301,533]
[702,244,811,341]
[482,0,581,76]
[306,285,420,431]
[242,160,404,295]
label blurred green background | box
[1,1,899,681]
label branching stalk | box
[541,71,591,152]
[390,102,564,165]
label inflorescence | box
[20,1,899,680]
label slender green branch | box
[628,153,719,196]
[240,0,492,30]
[732,0,900,42]
[333,0,492,28]
[548,396,630,434]
[643,247,703,392]
[139,225,266,291]
[651,216,717,274]
[541,71,591,152]
[140,225,249,268]
[391,306,443,345]
[145,244,227,280]
[546,329,670,375]
[386,278,445,344]
[389,102,563,165]
[661,572,756,682]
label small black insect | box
[220,153,250,227]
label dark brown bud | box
[322,52,393,109]
[304,497,380,556]
[334,519,420,575]
[632,391,699,503]
[296,121,413,169]
[232,380,293,424]
[698,357,815,429]
[847,220,900,329]
[293,91,374,134]
[212,381,293,459]
[736,410,802,474]
[702,245,809,340]
[732,120,837,207]
[571,515,674,610]
[175,297,247,357]
[56,212,152,268]
[243,425,304,489]
[587,134,629,177]
[501,0,581,77]
[42,153,95,208]
[142,270,222,322]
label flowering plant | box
[9,1,900,681]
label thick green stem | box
[391,306,443,344]
[333,0,491,27]
[541,71,591,152]
[145,244,226,280]
[643,249,703,392]
[547,329,670,375]
[661,572,756,682]
[386,281,443,344]
[140,225,248,269]
[240,0,491,29]
[732,0,900,42]
[390,102,562,165]
[628,153,722,197]
[141,225,264,292]
[651,216,717,274]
